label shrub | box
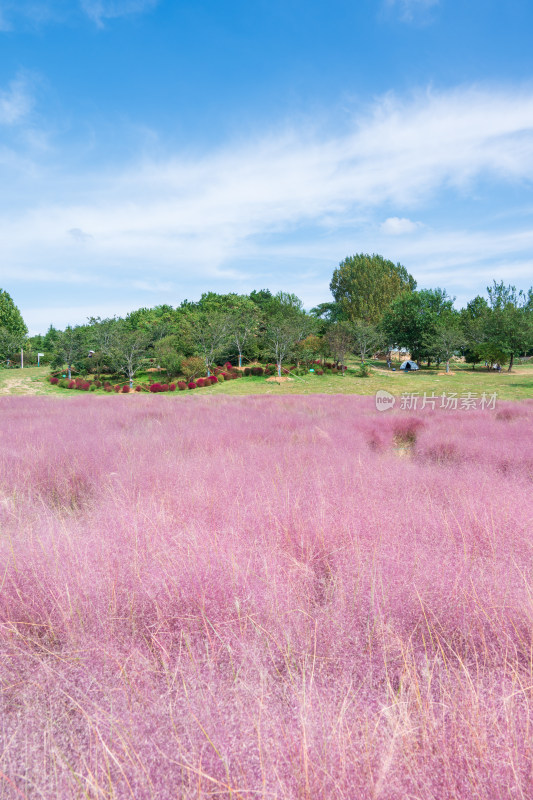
[315,369,324,375]
[209,375,218,385]
[95,380,102,388]
[104,385,112,392]
[187,381,197,390]
[243,367,251,376]
[217,375,224,383]
[196,378,206,388]
[135,385,142,392]
[161,384,169,392]
[177,381,187,391]
[82,382,90,391]
[169,383,176,392]
[122,385,130,393]
[356,362,372,377]
[49,376,59,385]
[224,361,233,369]
[114,385,121,393]
[149,383,162,393]
[68,380,76,389]
[89,384,97,391]
[181,356,205,382]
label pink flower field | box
[1,395,532,799]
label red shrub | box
[177,381,187,391]
[209,375,218,385]
[49,377,59,385]
[224,362,233,369]
[68,380,76,389]
[134,385,142,392]
[161,384,169,392]
[196,378,205,388]
[169,383,176,391]
[114,385,121,393]
[104,385,112,392]
[122,385,130,393]
[149,383,162,393]
[187,381,197,390]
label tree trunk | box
[238,354,242,368]
[277,361,282,377]
[508,352,514,372]
[446,359,449,373]
[68,365,72,380]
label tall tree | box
[108,326,150,387]
[351,320,386,362]
[381,288,454,364]
[0,290,27,363]
[189,311,230,376]
[52,326,86,380]
[326,322,353,372]
[485,281,533,371]
[330,254,416,323]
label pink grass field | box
[1,395,533,800]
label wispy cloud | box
[80,0,159,26]
[3,83,533,326]
[384,0,439,23]
[0,75,34,125]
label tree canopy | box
[330,254,416,323]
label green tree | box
[326,322,353,372]
[330,254,416,323]
[485,281,533,372]
[153,334,183,379]
[108,325,150,387]
[189,311,230,376]
[381,288,454,364]
[352,320,386,362]
[460,296,490,369]
[52,326,86,380]
[0,290,27,364]
[0,289,27,338]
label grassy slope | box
[1,362,533,401]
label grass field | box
[2,360,533,401]
[1,395,532,798]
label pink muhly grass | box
[0,395,532,799]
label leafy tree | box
[180,356,205,382]
[425,315,465,373]
[0,289,27,338]
[326,322,352,372]
[295,334,322,368]
[485,281,533,371]
[108,326,150,387]
[351,321,386,362]
[330,254,416,323]
[189,311,230,375]
[460,296,490,369]
[381,288,454,364]
[52,326,86,379]
[153,335,183,379]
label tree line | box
[2,254,532,383]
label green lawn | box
[2,361,532,401]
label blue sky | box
[1,0,533,334]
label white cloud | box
[3,83,533,328]
[80,0,159,26]
[0,76,34,125]
[380,217,422,235]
